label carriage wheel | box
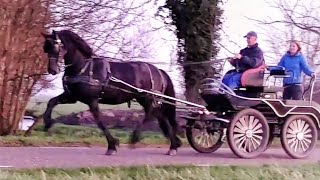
[186,122,225,153]
[280,115,318,159]
[227,108,269,158]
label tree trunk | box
[0,0,51,135]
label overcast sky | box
[36,0,281,98]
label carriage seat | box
[240,64,284,93]
[240,64,265,87]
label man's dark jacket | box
[231,43,264,72]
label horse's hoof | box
[166,149,177,156]
[105,149,117,156]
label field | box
[26,97,142,119]
[1,165,320,179]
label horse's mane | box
[58,30,93,58]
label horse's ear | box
[52,30,60,41]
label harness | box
[62,57,111,93]
[62,58,166,108]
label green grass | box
[0,123,287,148]
[1,164,320,179]
[0,124,169,147]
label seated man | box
[222,31,265,90]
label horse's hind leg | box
[157,115,179,156]
[163,104,182,149]
[43,92,76,135]
[129,98,156,146]
[88,99,119,155]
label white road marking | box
[0,166,13,168]
[39,147,90,149]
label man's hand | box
[311,73,316,78]
[233,53,242,59]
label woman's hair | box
[290,40,302,52]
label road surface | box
[1,146,320,169]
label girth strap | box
[144,63,155,91]
[157,68,166,94]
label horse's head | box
[42,30,65,75]
[42,30,94,75]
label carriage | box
[181,65,319,159]
[41,29,319,158]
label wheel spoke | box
[289,139,297,151]
[294,140,299,152]
[196,134,205,145]
[205,135,210,148]
[236,136,246,149]
[239,116,248,130]
[297,119,303,132]
[288,137,297,144]
[287,127,295,135]
[304,128,312,134]
[247,139,252,152]
[234,133,245,139]
[250,138,257,150]
[252,129,263,134]
[301,139,310,151]
[301,123,310,133]
[251,136,261,147]
[292,121,299,132]
[300,120,306,132]
[234,127,246,134]
[251,123,262,132]
[303,138,312,144]
[304,134,312,138]
[300,140,307,152]
[243,139,248,152]
[248,116,254,129]
[286,133,297,138]
[251,119,259,130]
[252,134,262,140]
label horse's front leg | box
[43,92,76,135]
[88,99,119,155]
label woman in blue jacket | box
[278,40,316,100]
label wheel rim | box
[193,128,221,149]
[286,119,313,153]
[233,115,264,153]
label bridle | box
[49,34,72,72]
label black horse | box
[41,29,182,155]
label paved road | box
[1,146,320,169]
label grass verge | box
[1,164,320,179]
[0,124,170,147]
[0,123,288,148]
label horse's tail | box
[160,70,184,140]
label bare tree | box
[47,0,167,61]
[29,0,175,96]
[248,0,320,100]
[0,0,51,135]
[249,0,320,66]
